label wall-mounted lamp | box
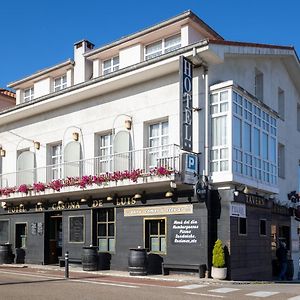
[58,200,64,205]
[72,132,79,141]
[19,203,24,208]
[1,202,6,209]
[34,141,41,150]
[124,119,132,130]
[37,202,42,206]
[80,198,87,203]
[233,189,239,197]
[133,193,142,200]
[106,196,113,201]
[233,185,250,196]
[165,190,174,198]
[0,149,6,157]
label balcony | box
[0,144,182,200]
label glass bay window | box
[210,83,277,188]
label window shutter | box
[17,151,36,185]
[64,141,82,177]
[113,131,132,171]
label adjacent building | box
[0,10,299,280]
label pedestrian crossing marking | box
[245,291,279,297]
[287,297,300,300]
[209,287,240,293]
[177,284,207,289]
[185,292,225,298]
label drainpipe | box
[204,67,209,178]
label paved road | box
[0,267,300,299]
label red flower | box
[48,179,63,191]
[18,184,29,194]
[33,182,46,192]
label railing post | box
[65,251,69,279]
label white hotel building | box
[0,10,299,280]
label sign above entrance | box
[230,202,246,218]
[124,204,193,217]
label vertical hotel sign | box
[179,56,193,152]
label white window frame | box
[97,133,113,173]
[54,74,67,92]
[50,143,62,180]
[210,90,229,173]
[231,89,277,186]
[148,121,169,168]
[102,56,119,75]
[24,87,34,102]
[145,34,181,60]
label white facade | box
[2,10,300,279]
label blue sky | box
[0,0,299,89]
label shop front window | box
[0,220,9,243]
[97,208,115,253]
[145,218,166,254]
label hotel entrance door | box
[45,213,62,264]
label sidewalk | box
[1,263,299,285]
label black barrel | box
[128,248,147,276]
[82,246,98,271]
[0,244,13,264]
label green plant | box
[212,239,225,268]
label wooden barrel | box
[128,248,147,276]
[82,246,98,271]
[0,244,13,264]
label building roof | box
[8,59,74,88]
[0,89,16,99]
[85,10,224,58]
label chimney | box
[73,40,94,84]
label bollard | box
[65,251,69,279]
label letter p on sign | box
[186,154,198,173]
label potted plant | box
[211,239,227,280]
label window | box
[255,69,263,101]
[260,219,267,236]
[232,90,277,184]
[16,223,27,248]
[0,220,9,243]
[96,133,112,173]
[54,74,67,92]
[145,34,181,60]
[238,218,247,235]
[149,121,169,167]
[103,56,119,75]
[278,143,285,178]
[50,143,62,180]
[97,208,115,252]
[278,88,285,120]
[17,149,35,185]
[210,91,229,172]
[145,218,166,253]
[24,87,34,102]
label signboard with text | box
[179,56,194,152]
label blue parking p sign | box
[186,153,198,174]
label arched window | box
[64,141,82,177]
[113,131,132,171]
[17,151,36,185]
